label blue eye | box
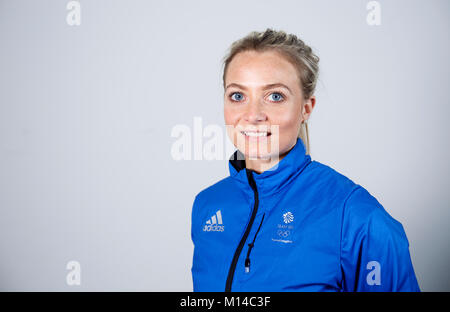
[230,92,244,102]
[229,91,285,102]
[268,92,284,102]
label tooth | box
[244,131,268,137]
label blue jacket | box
[191,137,420,292]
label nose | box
[244,100,267,123]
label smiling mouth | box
[240,131,272,138]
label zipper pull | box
[245,258,250,273]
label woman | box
[191,28,420,292]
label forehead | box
[226,50,299,88]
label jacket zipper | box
[244,213,265,273]
[225,168,259,292]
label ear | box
[302,96,316,122]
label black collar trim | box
[229,149,246,172]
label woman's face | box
[224,50,314,166]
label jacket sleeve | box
[191,192,206,244]
[191,193,205,292]
[340,186,420,292]
[191,194,200,244]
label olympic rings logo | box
[277,229,291,238]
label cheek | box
[281,115,300,130]
[224,105,238,125]
[270,106,301,131]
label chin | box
[239,145,273,160]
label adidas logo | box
[203,210,225,232]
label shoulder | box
[307,160,408,245]
[304,160,360,200]
[342,185,409,247]
[193,176,235,206]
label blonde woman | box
[191,28,420,292]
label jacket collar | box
[228,137,312,199]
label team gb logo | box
[283,212,294,224]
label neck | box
[245,153,288,174]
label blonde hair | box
[221,28,320,155]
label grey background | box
[0,0,448,291]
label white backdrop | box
[0,0,449,291]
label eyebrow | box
[225,83,293,95]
